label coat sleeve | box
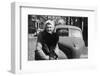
[35,32,49,60]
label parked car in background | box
[55,25,88,59]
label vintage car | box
[55,25,88,59]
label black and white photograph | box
[10,2,97,74]
[28,15,88,60]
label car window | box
[69,29,82,38]
[56,28,69,36]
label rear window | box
[70,29,82,38]
[56,28,82,38]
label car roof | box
[55,25,82,32]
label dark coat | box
[35,30,59,60]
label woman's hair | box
[44,20,55,30]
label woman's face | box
[46,23,55,34]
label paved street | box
[28,35,37,60]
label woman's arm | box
[36,42,49,60]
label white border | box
[11,2,97,74]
